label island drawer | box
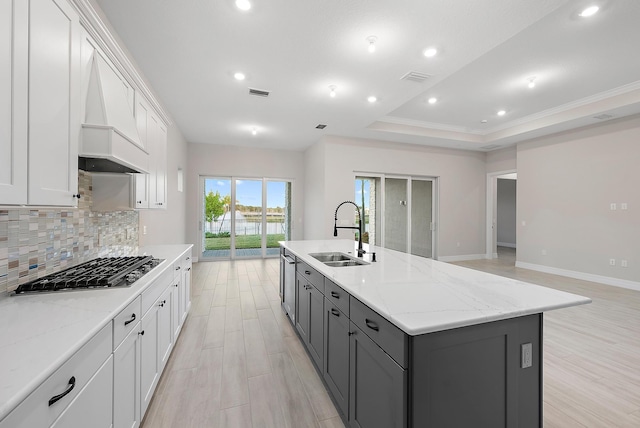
[113,296,141,350]
[324,278,349,316]
[297,260,324,293]
[350,297,408,368]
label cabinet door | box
[0,0,28,204]
[158,286,173,372]
[307,283,324,369]
[140,305,160,417]
[171,277,182,339]
[349,324,406,428]
[134,173,149,209]
[50,356,113,428]
[323,300,349,418]
[154,121,167,208]
[28,0,80,206]
[113,325,141,428]
[295,275,310,343]
[181,260,192,322]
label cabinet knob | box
[72,193,81,199]
[137,201,142,204]
[175,266,181,271]
[139,330,145,336]
[348,331,354,336]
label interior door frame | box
[485,169,517,259]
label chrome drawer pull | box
[49,376,75,406]
[330,291,340,299]
[331,308,340,317]
[124,313,136,326]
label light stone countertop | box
[0,244,192,422]
[281,240,591,336]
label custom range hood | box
[80,54,149,174]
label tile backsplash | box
[0,171,139,295]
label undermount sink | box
[310,252,369,267]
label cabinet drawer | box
[0,323,112,428]
[324,278,349,316]
[173,260,182,279]
[350,297,408,368]
[113,296,141,350]
[142,266,173,315]
[297,260,324,293]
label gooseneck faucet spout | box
[333,201,366,257]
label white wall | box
[486,146,517,173]
[186,143,306,254]
[304,136,487,259]
[303,140,326,240]
[517,115,640,287]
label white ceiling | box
[94,0,640,152]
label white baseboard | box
[439,254,487,262]
[515,261,640,292]
[497,242,517,248]
[193,256,199,263]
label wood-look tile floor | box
[142,249,640,427]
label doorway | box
[200,176,291,260]
[486,170,517,260]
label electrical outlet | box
[609,258,616,266]
[621,260,628,268]
[621,203,628,210]
[521,343,532,368]
[143,225,147,235]
[610,203,617,210]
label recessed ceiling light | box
[251,127,257,136]
[234,72,245,81]
[497,110,506,116]
[329,85,337,98]
[579,5,599,17]
[428,97,437,104]
[235,0,251,11]
[481,120,488,124]
[367,96,377,103]
[527,76,536,88]
[423,47,438,58]
[366,36,378,53]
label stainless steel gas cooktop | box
[14,256,163,294]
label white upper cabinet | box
[28,0,81,206]
[135,95,167,209]
[0,0,28,204]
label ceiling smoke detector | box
[315,124,327,129]
[400,71,431,83]
[248,88,270,97]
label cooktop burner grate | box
[14,256,162,294]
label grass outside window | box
[205,234,285,250]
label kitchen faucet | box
[333,200,366,257]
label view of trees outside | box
[203,179,289,251]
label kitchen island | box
[280,239,590,428]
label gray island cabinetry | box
[279,240,590,428]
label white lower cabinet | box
[113,324,142,428]
[0,323,112,428]
[50,356,114,428]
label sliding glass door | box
[201,177,291,260]
[356,175,436,258]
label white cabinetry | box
[50,356,113,428]
[0,0,28,204]
[28,0,80,206]
[113,326,142,428]
[1,0,80,206]
[0,323,112,428]
[134,95,167,209]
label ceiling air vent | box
[248,88,270,97]
[315,124,327,129]
[593,113,614,120]
[400,71,431,83]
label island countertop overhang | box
[280,239,591,336]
